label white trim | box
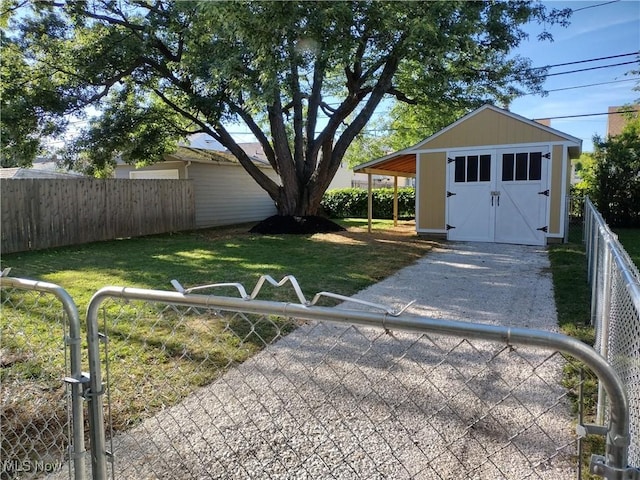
[416,140,578,155]
[354,104,582,173]
[415,154,422,231]
[129,169,180,179]
[417,228,447,234]
[559,146,569,238]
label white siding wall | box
[189,163,277,228]
[115,162,186,179]
[328,163,354,190]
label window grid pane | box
[480,155,491,182]
[502,154,514,182]
[467,155,478,182]
[529,152,542,181]
[454,156,466,183]
[515,153,528,181]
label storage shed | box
[354,104,582,245]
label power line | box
[544,52,638,70]
[534,109,639,121]
[545,60,638,77]
[571,0,620,13]
[524,77,639,95]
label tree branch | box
[230,104,279,173]
[388,87,418,105]
[154,88,280,198]
[76,9,146,31]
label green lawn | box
[1,219,437,436]
[614,228,640,269]
[5,218,634,467]
[1,219,431,310]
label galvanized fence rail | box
[584,197,640,468]
[80,277,635,480]
[0,275,86,480]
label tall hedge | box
[586,117,640,228]
[321,187,415,219]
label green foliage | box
[585,112,640,227]
[62,86,188,175]
[613,228,640,269]
[5,1,570,217]
[0,31,67,166]
[343,126,391,169]
[322,187,415,219]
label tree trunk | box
[275,184,321,217]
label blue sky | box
[509,0,639,152]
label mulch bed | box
[249,215,346,234]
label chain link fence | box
[2,253,636,479]
[0,276,87,480]
[565,195,585,243]
[79,282,632,480]
[584,197,640,468]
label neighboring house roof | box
[164,146,272,167]
[354,104,582,176]
[182,134,270,165]
[607,105,640,137]
[230,142,269,164]
[116,145,272,169]
[0,167,83,179]
[0,155,84,179]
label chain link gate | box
[0,275,87,480]
[81,277,633,480]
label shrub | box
[322,187,415,219]
[583,113,640,227]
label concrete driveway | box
[93,241,575,480]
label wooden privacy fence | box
[1,178,195,254]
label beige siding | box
[419,108,568,150]
[189,163,277,228]
[548,145,565,235]
[417,152,446,231]
[116,161,278,228]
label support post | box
[393,176,398,227]
[367,173,373,233]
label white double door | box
[446,147,550,246]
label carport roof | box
[353,151,417,177]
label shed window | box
[529,152,542,180]
[454,154,491,183]
[502,152,543,182]
[467,155,478,182]
[502,154,515,181]
[479,155,491,181]
[454,156,465,182]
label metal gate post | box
[85,294,109,480]
[596,243,613,425]
[0,277,87,480]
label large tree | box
[5,1,569,221]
